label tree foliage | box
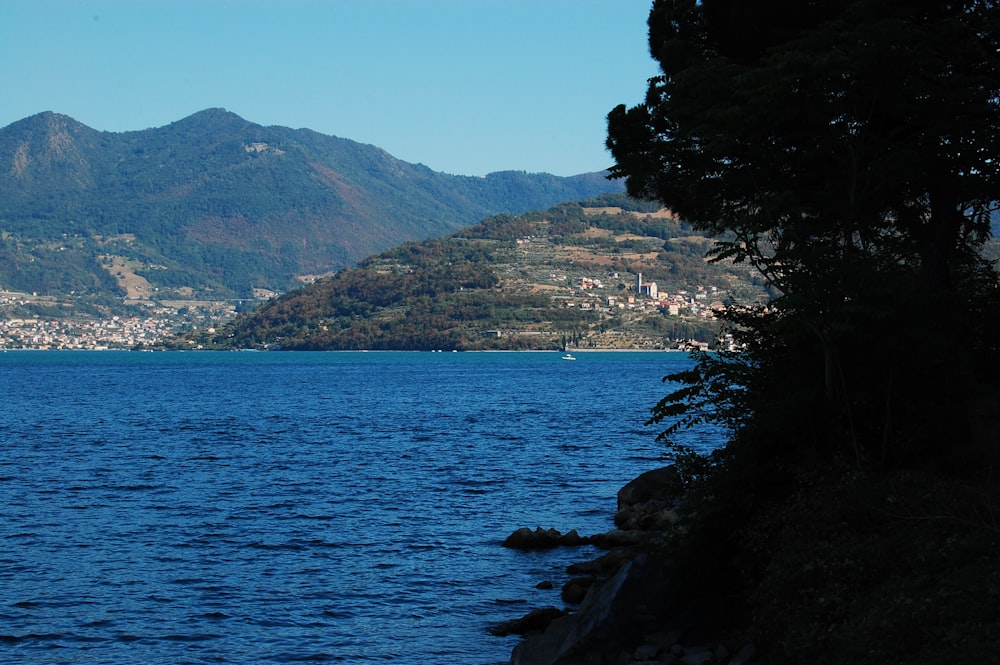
[609,0,1000,473]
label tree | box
[608,0,1000,472]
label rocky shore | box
[495,466,761,665]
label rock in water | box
[560,576,596,604]
[616,465,683,510]
[489,606,568,637]
[502,527,588,550]
[510,553,680,665]
[615,465,685,531]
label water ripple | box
[0,350,718,664]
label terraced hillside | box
[175,195,771,351]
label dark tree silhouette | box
[608,0,1000,472]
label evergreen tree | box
[608,0,1000,472]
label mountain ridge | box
[0,109,623,301]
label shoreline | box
[500,466,759,665]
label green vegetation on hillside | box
[172,194,768,350]
[0,109,622,304]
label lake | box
[0,350,722,664]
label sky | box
[0,0,659,177]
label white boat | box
[562,353,576,361]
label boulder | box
[679,648,715,665]
[510,553,680,665]
[560,576,596,604]
[588,529,644,549]
[617,466,683,511]
[489,606,568,637]
[614,500,681,531]
[566,549,632,577]
[503,527,588,550]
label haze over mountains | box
[0,109,623,300]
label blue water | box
[0,351,721,664]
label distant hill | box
[0,109,623,301]
[176,194,772,351]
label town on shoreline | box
[0,289,236,350]
[0,310,716,352]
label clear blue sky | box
[0,0,658,177]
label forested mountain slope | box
[0,109,622,300]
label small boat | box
[562,353,576,361]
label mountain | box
[0,109,623,301]
[174,194,772,351]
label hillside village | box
[493,254,732,350]
[566,270,725,320]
